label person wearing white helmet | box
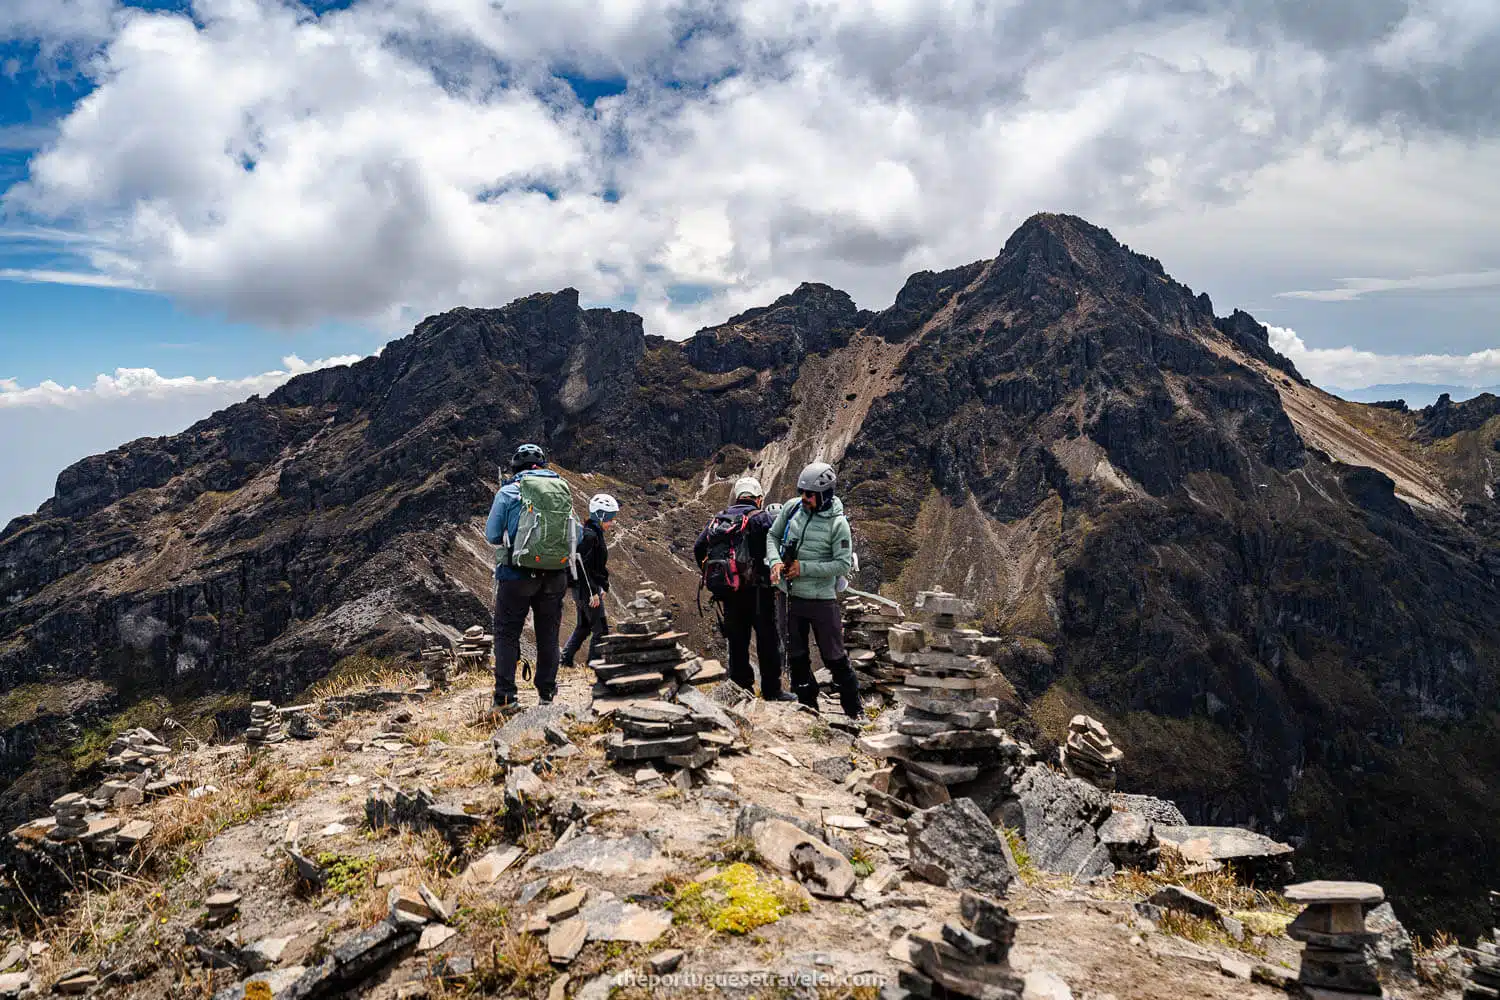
[561,492,620,669]
[694,475,792,701]
[767,461,862,719]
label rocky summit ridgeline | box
[3,213,1500,937]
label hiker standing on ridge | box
[767,462,863,719]
[561,492,619,669]
[695,477,792,701]
[485,443,577,713]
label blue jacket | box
[485,468,564,581]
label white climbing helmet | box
[766,502,783,517]
[589,493,620,519]
[733,476,764,501]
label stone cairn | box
[858,591,1022,824]
[419,638,454,689]
[245,701,286,747]
[1060,714,1122,790]
[1285,880,1385,998]
[48,794,89,842]
[892,890,1025,1000]
[202,891,241,928]
[97,727,173,806]
[589,586,725,702]
[1462,891,1500,999]
[591,585,736,787]
[455,625,492,668]
[840,596,906,694]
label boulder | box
[1154,825,1294,883]
[789,841,857,899]
[1364,901,1414,973]
[906,798,1017,897]
[1108,792,1188,826]
[1097,810,1158,870]
[1008,765,1113,880]
[1147,885,1220,921]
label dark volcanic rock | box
[907,798,1018,897]
[5,211,1500,938]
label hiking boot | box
[771,692,799,703]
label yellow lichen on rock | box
[669,862,808,935]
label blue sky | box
[3,0,1500,525]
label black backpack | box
[701,511,756,598]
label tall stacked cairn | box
[1060,714,1123,789]
[859,591,1024,822]
[1284,880,1385,998]
[890,890,1024,1000]
[1461,891,1500,999]
[245,701,286,747]
[840,596,906,694]
[419,638,454,689]
[590,587,726,703]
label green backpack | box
[505,475,578,571]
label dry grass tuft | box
[1111,854,1294,916]
[27,878,172,990]
[301,654,418,701]
[1413,931,1464,989]
[144,758,309,860]
[1157,910,1267,958]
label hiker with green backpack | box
[485,443,578,713]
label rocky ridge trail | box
[0,627,1465,1000]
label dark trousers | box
[784,595,861,717]
[720,586,783,699]
[561,591,609,666]
[493,570,568,703]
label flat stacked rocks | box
[860,591,1018,817]
[841,597,906,694]
[456,625,492,666]
[1461,891,1500,999]
[605,700,718,780]
[589,588,725,703]
[245,701,286,747]
[890,890,1024,1000]
[96,727,173,806]
[1061,714,1122,789]
[1285,880,1385,998]
[203,891,242,928]
[47,794,89,842]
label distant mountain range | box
[1330,383,1500,408]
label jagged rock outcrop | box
[4,212,1500,935]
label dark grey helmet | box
[511,443,547,471]
[797,462,837,492]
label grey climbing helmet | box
[797,462,837,509]
[796,462,836,492]
[511,443,547,471]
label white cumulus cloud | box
[5,0,1500,342]
[0,353,366,409]
[1268,325,1500,389]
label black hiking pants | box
[561,591,609,667]
[784,595,862,718]
[720,586,783,699]
[493,570,568,704]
